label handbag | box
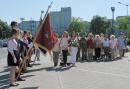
[92,49,95,56]
[114,49,119,57]
[101,49,105,55]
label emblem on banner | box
[45,31,49,38]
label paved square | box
[0,52,130,89]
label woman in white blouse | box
[60,31,69,67]
[7,29,19,86]
[69,31,78,67]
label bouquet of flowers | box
[70,40,79,47]
[67,51,71,56]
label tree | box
[67,17,88,34]
[0,20,11,39]
[115,16,130,38]
[115,16,130,30]
[90,15,111,35]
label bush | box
[127,41,130,45]
[126,38,130,45]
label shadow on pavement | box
[32,63,41,66]
[21,75,35,79]
[0,74,10,89]
[28,66,72,73]
[78,56,126,63]
[0,66,10,73]
[20,87,39,89]
[0,85,10,89]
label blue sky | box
[0,0,130,25]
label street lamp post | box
[20,17,25,30]
[41,11,44,19]
[111,7,115,34]
[118,2,130,16]
[126,4,129,16]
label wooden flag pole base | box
[16,48,31,81]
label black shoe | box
[20,73,24,75]
[67,63,71,66]
[28,64,32,67]
[22,71,27,73]
[10,83,19,87]
[17,78,25,81]
[54,63,58,67]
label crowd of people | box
[7,21,127,87]
[52,31,127,67]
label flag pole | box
[32,1,53,65]
[33,1,53,44]
[16,48,32,81]
[32,9,44,67]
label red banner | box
[35,13,56,52]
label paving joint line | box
[74,68,130,78]
[56,68,63,89]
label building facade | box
[18,20,39,34]
[50,7,71,36]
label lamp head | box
[41,11,44,14]
[111,7,115,11]
[118,2,121,4]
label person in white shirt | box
[53,33,60,67]
[101,35,109,60]
[7,28,19,86]
[60,31,69,67]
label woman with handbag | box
[109,35,118,60]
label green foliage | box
[126,38,130,45]
[0,20,11,39]
[90,15,111,35]
[115,16,130,38]
[127,29,130,38]
[115,16,130,30]
[67,17,89,34]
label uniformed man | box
[76,32,81,61]
[79,32,87,60]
